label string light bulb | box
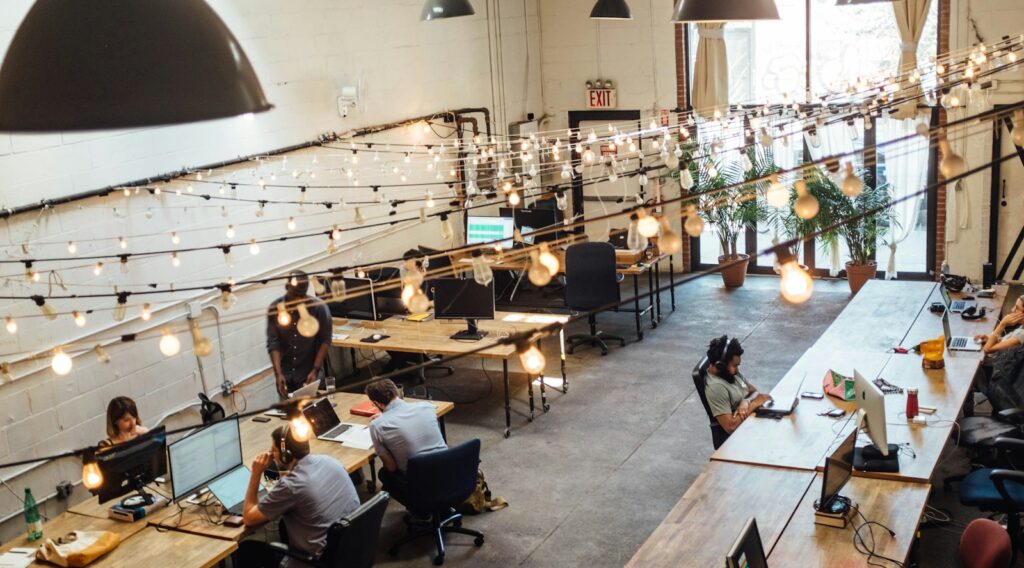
[683,206,704,237]
[626,213,646,251]
[354,208,364,225]
[220,288,237,310]
[287,217,296,231]
[249,239,260,255]
[527,250,553,287]
[159,327,181,357]
[507,190,521,207]
[51,348,72,376]
[32,296,57,320]
[113,293,128,322]
[171,252,180,267]
[775,247,814,304]
[72,311,86,327]
[537,243,560,275]
[425,191,435,209]
[93,262,104,276]
[841,163,863,197]
[766,174,788,208]
[226,225,236,239]
[289,409,314,442]
[190,321,214,357]
[82,452,103,491]
[636,210,661,238]
[118,236,127,250]
[938,139,967,179]
[67,241,77,254]
[276,303,291,327]
[471,250,494,286]
[517,341,546,375]
[140,303,152,321]
[171,231,180,245]
[295,303,320,338]
[94,344,111,364]
[794,180,819,220]
[4,316,16,335]
[658,217,682,255]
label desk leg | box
[527,364,535,422]
[538,339,549,412]
[654,259,663,322]
[559,328,568,393]
[368,458,378,493]
[438,416,448,441]
[633,275,644,341]
[350,348,357,374]
[503,360,511,438]
[669,255,676,311]
[647,268,658,329]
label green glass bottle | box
[24,488,42,541]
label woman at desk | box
[704,336,771,434]
[975,295,1024,354]
[99,396,148,447]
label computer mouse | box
[974,337,984,344]
[371,333,383,341]
[764,400,774,408]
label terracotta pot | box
[719,254,750,288]
[845,261,877,294]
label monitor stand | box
[121,486,158,508]
[853,444,900,473]
[450,319,488,341]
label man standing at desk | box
[267,270,333,398]
[704,335,771,435]
[366,379,447,505]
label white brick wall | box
[0,0,541,539]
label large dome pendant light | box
[672,0,780,22]
[0,0,272,132]
[590,0,633,20]
[421,0,476,21]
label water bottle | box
[906,388,919,421]
[24,488,42,541]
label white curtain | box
[807,120,863,276]
[692,24,728,118]
[877,116,930,279]
[889,0,933,119]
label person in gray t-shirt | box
[238,425,360,567]
[976,295,1024,354]
[703,335,771,436]
[366,379,447,506]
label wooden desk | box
[334,312,565,437]
[0,512,148,557]
[901,285,1007,349]
[626,462,815,567]
[768,474,929,566]
[710,349,891,471]
[815,281,936,353]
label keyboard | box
[951,336,967,349]
[323,423,352,440]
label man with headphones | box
[237,424,359,567]
[704,335,771,435]
[267,270,333,398]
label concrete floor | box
[352,274,999,567]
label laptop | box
[726,518,768,568]
[755,373,807,418]
[943,310,982,351]
[301,398,373,449]
[206,466,265,515]
[940,285,975,314]
[289,381,322,400]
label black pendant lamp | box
[672,0,780,22]
[0,0,272,132]
[421,0,476,21]
[590,0,633,20]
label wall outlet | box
[187,301,204,319]
[220,380,234,398]
[55,481,73,500]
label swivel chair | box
[959,437,1024,560]
[564,242,625,356]
[692,356,730,450]
[269,491,390,568]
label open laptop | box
[755,373,807,418]
[301,398,372,449]
[726,518,768,568]
[940,285,975,313]
[289,381,322,400]
[206,465,265,515]
[943,310,982,351]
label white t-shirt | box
[1005,327,1024,345]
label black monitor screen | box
[431,278,495,321]
[820,430,856,509]
[726,518,768,568]
[94,426,168,504]
[328,277,376,317]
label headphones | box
[961,306,988,321]
[278,424,294,467]
[713,336,740,370]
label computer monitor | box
[726,518,768,568]
[431,277,495,341]
[92,426,168,506]
[327,277,378,320]
[168,416,243,502]
[466,216,514,245]
[500,207,561,244]
[852,370,899,472]
[816,431,855,514]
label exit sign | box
[586,89,617,109]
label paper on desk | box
[338,424,373,450]
[0,550,35,568]
[332,333,349,341]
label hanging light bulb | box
[113,293,128,322]
[226,225,236,239]
[408,288,430,313]
[249,239,260,255]
[25,263,39,283]
[32,296,57,320]
[67,241,77,254]
[471,250,494,286]
[527,250,553,287]
[158,327,181,357]
[680,166,695,190]
[517,341,546,375]
[171,252,181,267]
[538,243,560,275]
[939,139,967,179]
[684,205,704,237]
[794,180,819,220]
[582,148,595,163]
[140,303,152,321]
[51,348,73,376]
[627,214,646,251]
[425,191,435,209]
[841,163,863,197]
[286,217,297,231]
[665,152,680,170]
[72,310,86,327]
[766,174,788,209]
[354,208,365,225]
[82,452,103,491]
[276,302,292,327]
[171,231,180,245]
[637,210,661,238]
[658,217,683,254]
[4,316,16,335]
[329,277,346,301]
[190,320,213,357]
[440,215,455,245]
[94,344,111,364]
[118,236,127,250]
[775,246,814,304]
[296,303,320,338]
[220,288,237,310]
[555,192,567,211]
[507,190,521,207]
[89,260,104,277]
[289,410,314,442]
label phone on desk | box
[801,391,824,400]
[252,416,271,423]
[223,515,244,527]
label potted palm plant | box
[794,167,898,294]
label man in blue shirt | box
[267,270,333,398]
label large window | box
[687,0,938,278]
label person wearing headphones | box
[704,335,771,435]
[238,425,359,567]
[975,294,1024,354]
[267,270,333,398]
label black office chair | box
[389,439,485,565]
[960,438,1024,559]
[564,242,625,356]
[693,356,730,450]
[945,409,1024,492]
[197,393,225,425]
[270,491,390,568]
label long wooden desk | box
[815,281,937,353]
[0,513,235,568]
[334,311,567,437]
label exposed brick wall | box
[675,23,692,272]
[935,0,950,280]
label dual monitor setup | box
[465,207,561,246]
[90,416,255,517]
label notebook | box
[350,399,381,417]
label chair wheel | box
[474,536,485,547]
[433,554,446,565]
